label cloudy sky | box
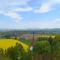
[0,0,60,29]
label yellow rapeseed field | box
[0,39,29,51]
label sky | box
[0,0,60,29]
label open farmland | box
[21,34,56,41]
[0,39,29,51]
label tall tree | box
[33,41,51,60]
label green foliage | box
[5,42,33,60]
[20,39,32,46]
[51,40,60,60]
[33,41,51,55]
[21,51,32,60]
[0,55,12,60]
[54,34,60,40]
[6,43,25,60]
[0,48,4,55]
[32,41,51,60]
[1,35,60,60]
[0,48,12,60]
[37,37,47,41]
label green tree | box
[6,43,25,60]
[33,41,51,60]
[52,40,60,60]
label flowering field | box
[0,39,29,51]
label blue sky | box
[0,0,60,29]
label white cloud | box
[34,3,52,13]
[4,12,23,23]
[13,6,33,12]
[0,0,32,23]
[34,0,60,13]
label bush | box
[6,43,25,60]
[33,41,51,60]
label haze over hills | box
[0,28,60,34]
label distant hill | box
[0,28,60,33]
[0,28,60,39]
